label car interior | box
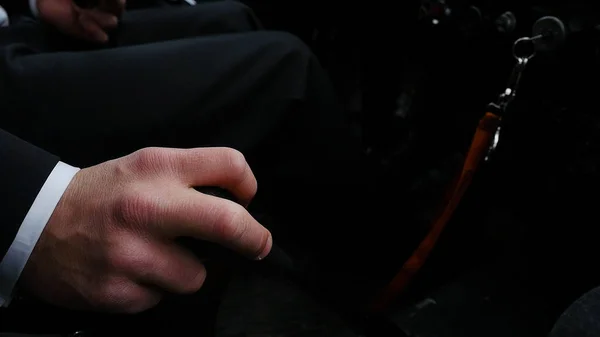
[6,0,600,336]
[224,1,600,336]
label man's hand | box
[36,0,125,43]
[18,147,272,313]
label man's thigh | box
[1,20,371,326]
[1,31,317,163]
[2,27,365,230]
[0,26,366,334]
[0,1,260,52]
[114,1,262,46]
[3,27,362,219]
[2,24,364,258]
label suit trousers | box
[0,1,369,336]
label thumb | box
[37,0,76,27]
[38,0,107,43]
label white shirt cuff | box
[0,6,8,27]
[29,0,38,17]
[0,162,80,307]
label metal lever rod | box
[487,35,537,159]
[496,37,535,111]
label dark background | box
[212,1,600,336]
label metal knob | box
[532,16,567,52]
[496,11,517,34]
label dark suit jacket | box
[0,130,58,261]
[1,1,59,261]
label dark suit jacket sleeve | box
[0,0,32,17]
[0,128,58,260]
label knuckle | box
[253,230,270,258]
[180,268,207,294]
[95,279,132,309]
[106,237,149,274]
[120,293,161,314]
[247,176,258,198]
[130,147,167,173]
[105,248,129,272]
[95,280,159,314]
[214,202,249,243]
[222,148,248,180]
[96,280,122,303]
[113,191,156,226]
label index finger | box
[167,147,258,207]
[157,189,272,260]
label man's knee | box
[253,31,314,66]
[220,0,255,18]
[549,286,600,337]
[200,0,262,32]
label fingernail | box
[255,232,273,261]
[110,15,118,25]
